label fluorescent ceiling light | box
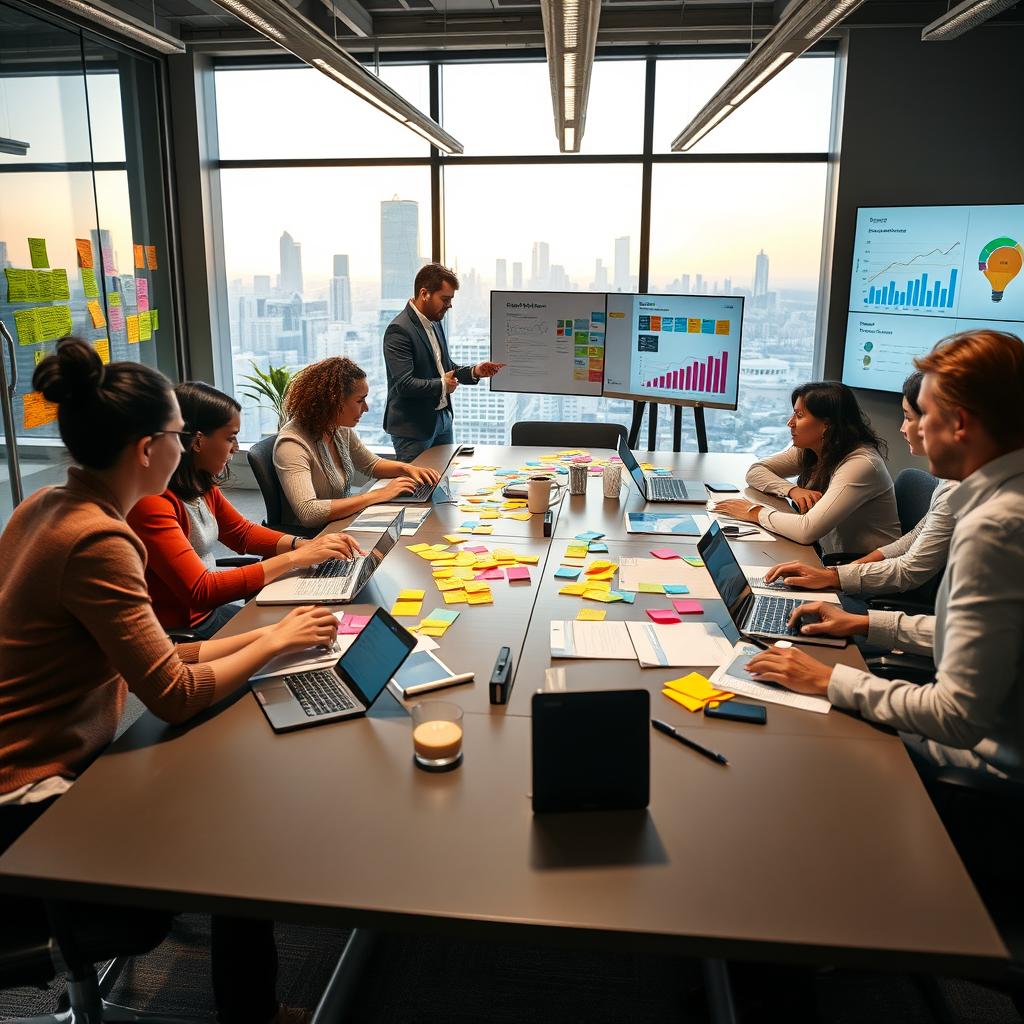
[0,137,30,156]
[922,0,1020,40]
[540,0,601,153]
[209,0,463,153]
[40,0,185,53]
[671,0,868,152]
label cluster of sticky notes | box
[574,531,609,553]
[407,608,460,638]
[13,305,73,345]
[337,612,370,635]
[646,600,704,624]
[558,558,630,604]
[662,672,734,713]
[390,589,426,618]
[408,541,539,608]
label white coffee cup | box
[528,475,554,514]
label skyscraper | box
[330,254,352,322]
[278,231,303,296]
[681,273,691,293]
[512,262,523,289]
[0,241,9,269]
[381,197,421,302]
[530,242,550,289]
[695,273,704,295]
[253,275,271,298]
[724,277,732,295]
[754,249,770,300]
[592,258,608,291]
[495,258,507,290]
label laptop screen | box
[697,521,753,626]
[339,609,415,706]
[358,510,403,584]
[616,435,649,499]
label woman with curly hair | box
[274,356,439,529]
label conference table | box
[0,443,1008,1020]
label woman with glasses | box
[128,382,361,639]
[0,337,337,1024]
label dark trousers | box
[191,601,244,641]
[390,407,454,463]
[1,798,278,1024]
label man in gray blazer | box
[382,263,505,462]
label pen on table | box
[651,719,729,766]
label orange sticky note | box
[145,245,158,270]
[23,391,57,429]
[87,299,106,329]
[133,244,145,269]
[75,238,94,268]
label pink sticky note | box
[650,548,680,560]
[465,545,489,554]
[506,566,531,582]
[671,599,703,615]
[477,568,504,580]
[646,609,681,624]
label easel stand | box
[627,400,708,454]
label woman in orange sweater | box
[0,338,335,1024]
[129,382,361,637]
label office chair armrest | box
[167,629,203,644]
[264,521,318,540]
[821,552,866,567]
[864,652,935,684]
[215,555,261,568]
[866,596,935,615]
[930,767,1024,802]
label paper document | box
[739,565,841,605]
[347,504,431,536]
[709,642,831,714]
[618,557,720,599]
[709,515,776,543]
[626,621,733,669]
[550,620,637,660]
[624,511,703,536]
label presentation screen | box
[489,291,607,397]
[602,293,744,410]
[842,204,1024,393]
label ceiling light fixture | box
[922,0,1021,40]
[671,0,868,152]
[37,0,186,53]
[540,0,601,153]
[209,0,463,153]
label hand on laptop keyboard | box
[274,606,340,655]
[291,532,363,568]
[764,561,840,591]
[786,602,869,639]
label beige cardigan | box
[273,419,381,529]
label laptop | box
[697,520,846,648]
[252,607,416,732]
[616,436,707,504]
[256,510,404,605]
[400,475,452,503]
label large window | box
[212,53,835,452]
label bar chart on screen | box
[640,349,731,396]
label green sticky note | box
[34,306,72,342]
[150,309,159,331]
[427,608,460,624]
[34,271,52,302]
[14,309,37,345]
[108,291,121,307]
[49,268,70,301]
[28,237,49,269]
[4,267,30,303]
[684,557,705,568]
[81,269,99,299]
[138,311,152,340]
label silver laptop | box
[617,436,707,504]
[252,608,416,732]
[255,510,404,605]
[697,520,846,648]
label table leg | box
[701,958,738,1024]
[310,928,378,1023]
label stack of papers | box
[662,672,735,713]
[626,621,733,668]
[347,505,431,536]
[550,620,636,659]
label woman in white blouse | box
[716,381,901,553]
[274,356,439,530]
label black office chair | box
[893,467,939,534]
[247,434,315,538]
[510,420,627,450]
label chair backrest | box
[510,420,628,451]
[894,467,940,535]
[247,434,288,530]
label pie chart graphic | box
[978,236,1023,303]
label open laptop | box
[697,520,846,648]
[256,510,404,605]
[616,436,707,504]
[252,607,416,732]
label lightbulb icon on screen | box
[978,236,1023,303]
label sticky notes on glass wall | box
[109,307,124,332]
[4,268,29,302]
[150,309,159,331]
[138,312,152,340]
[134,244,145,269]
[13,309,37,345]
[75,239,94,269]
[145,245,158,270]
[136,278,149,311]
[93,338,110,364]
[27,238,49,269]
[34,350,45,366]
[23,391,57,429]
[87,300,106,329]
[82,269,99,299]
[49,269,71,301]
[108,291,121,307]
[34,272,52,302]
[35,306,72,341]
[126,314,140,343]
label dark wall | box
[824,25,1024,475]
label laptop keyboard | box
[310,559,353,578]
[650,477,699,500]
[295,558,358,597]
[284,669,356,717]
[747,595,802,637]
[747,574,790,591]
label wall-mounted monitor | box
[842,204,1024,393]
[602,292,744,410]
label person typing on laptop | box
[745,330,1024,781]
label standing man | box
[382,263,505,462]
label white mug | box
[527,475,554,514]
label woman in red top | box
[129,383,361,637]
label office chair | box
[510,421,627,450]
[247,435,315,538]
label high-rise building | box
[724,277,732,295]
[681,273,691,293]
[330,254,352,322]
[549,265,569,291]
[754,249,770,300]
[0,241,9,269]
[512,262,523,289]
[695,273,704,294]
[495,259,507,290]
[381,197,421,301]
[253,275,271,298]
[613,236,630,291]
[591,259,608,291]
[278,231,303,296]
[530,242,550,289]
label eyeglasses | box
[152,430,195,450]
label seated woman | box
[715,381,901,554]
[0,338,338,1024]
[274,356,441,531]
[129,382,361,638]
[764,371,957,595]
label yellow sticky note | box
[398,589,425,601]
[391,600,422,618]
[493,549,516,560]
[464,581,490,594]
[435,578,463,592]
[506,512,532,521]
[429,554,456,564]
[420,626,447,637]
[93,338,110,364]
[420,619,451,630]
[480,511,499,520]
[566,546,588,558]
[473,526,493,535]
[583,580,611,592]
[467,592,493,605]
[577,609,607,621]
[126,314,140,344]
[407,544,430,552]
[453,552,477,566]
[559,583,587,596]
[638,582,664,594]
[138,311,152,340]
[452,567,475,580]
[514,554,539,565]
[443,534,466,545]
[664,672,718,701]
[443,590,468,604]
[432,568,454,578]
[662,689,705,713]
[585,560,613,573]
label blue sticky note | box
[588,542,609,553]
[664,584,690,595]
[575,531,605,541]
[556,467,568,475]
[618,590,636,604]
[461,521,479,528]
[428,608,460,623]
[555,566,581,579]
[526,460,541,467]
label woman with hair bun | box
[0,337,333,1024]
[274,355,440,529]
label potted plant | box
[238,361,293,429]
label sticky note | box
[588,542,609,553]
[665,672,719,700]
[134,244,145,269]
[49,269,70,301]
[419,626,447,637]
[559,583,587,596]
[583,580,611,592]
[398,589,425,601]
[618,590,636,604]
[82,270,99,299]
[428,609,460,623]
[4,268,30,302]
[478,568,504,580]
[35,306,72,342]
[565,545,588,558]
[138,312,152,340]
[506,512,532,521]
[463,581,490,594]
[638,582,664,594]
[150,309,159,331]
[145,245,158,270]
[13,309,37,345]
[555,566,581,580]
[87,300,106,329]
[419,618,451,630]
[646,609,681,624]
[27,238,49,269]
[407,544,430,552]
[585,560,613,574]
[684,557,705,567]
[22,391,57,429]
[93,338,110,364]
[443,534,465,545]
[506,566,531,582]
[672,599,703,615]
[108,291,122,307]
[126,314,140,344]
[662,688,705,713]
[102,248,115,275]
[473,525,493,535]
[391,600,422,617]
[467,591,493,605]
[575,531,605,541]
[34,272,52,302]
[650,548,680,560]
[443,590,467,604]
[76,239,94,268]
[577,609,606,621]
[664,585,690,595]
[109,307,124,332]
[515,554,540,565]
[432,568,454,579]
